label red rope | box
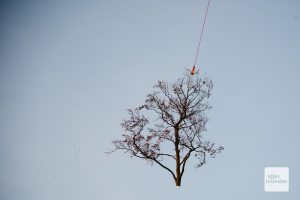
[193,0,211,67]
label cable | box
[193,0,212,67]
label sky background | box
[0,0,299,199]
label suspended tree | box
[109,71,224,186]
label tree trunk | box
[175,176,181,186]
[175,128,181,187]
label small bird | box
[191,66,196,75]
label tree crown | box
[109,71,224,186]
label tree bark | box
[175,176,181,186]
[174,127,181,186]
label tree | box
[109,71,224,186]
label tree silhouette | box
[109,71,224,186]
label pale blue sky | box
[0,0,299,199]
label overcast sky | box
[0,0,299,199]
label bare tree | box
[109,71,224,186]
